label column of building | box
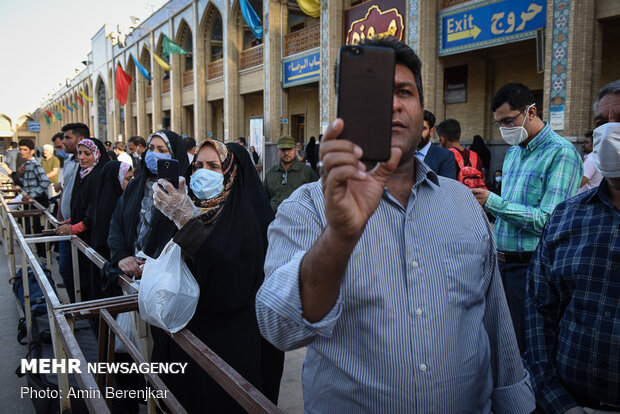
[223,1,241,141]
[263,0,284,145]
[151,31,163,132]
[319,0,344,132]
[194,1,207,140]
[563,0,597,136]
[136,49,148,138]
[171,22,184,132]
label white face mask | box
[592,122,620,178]
[499,104,535,146]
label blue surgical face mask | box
[495,176,503,183]
[190,168,224,200]
[55,149,67,159]
[145,151,171,174]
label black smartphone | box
[336,45,395,162]
[157,158,179,190]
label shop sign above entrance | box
[27,122,41,132]
[439,0,546,56]
[282,48,320,88]
[344,0,406,45]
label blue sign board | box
[27,122,40,132]
[282,48,320,88]
[439,0,546,56]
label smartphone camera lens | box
[165,161,170,167]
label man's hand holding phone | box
[319,118,401,241]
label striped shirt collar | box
[381,158,440,206]
[411,157,440,189]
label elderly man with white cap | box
[41,143,60,197]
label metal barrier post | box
[8,219,15,279]
[0,205,6,253]
[49,308,72,412]
[71,241,81,303]
[43,215,51,266]
[21,247,32,341]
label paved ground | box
[0,247,35,413]
[0,238,305,413]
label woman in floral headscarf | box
[55,137,109,301]
[152,140,284,413]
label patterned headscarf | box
[192,139,237,225]
[117,162,132,187]
[78,138,101,179]
[146,131,174,156]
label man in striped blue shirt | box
[472,83,583,353]
[256,38,534,413]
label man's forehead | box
[596,93,620,117]
[492,102,520,119]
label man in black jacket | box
[415,110,456,180]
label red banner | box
[115,63,133,106]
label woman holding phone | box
[107,130,189,278]
[151,140,284,412]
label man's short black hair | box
[355,37,424,104]
[128,135,146,148]
[10,141,18,148]
[183,137,196,152]
[52,132,64,143]
[491,82,535,112]
[435,119,461,142]
[61,123,90,139]
[236,137,247,146]
[423,110,436,129]
[584,130,593,139]
[18,139,34,150]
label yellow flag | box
[79,90,93,102]
[146,46,170,71]
[297,0,320,18]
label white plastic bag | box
[137,240,200,333]
[114,311,138,353]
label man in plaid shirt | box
[471,83,583,353]
[1,138,50,256]
[524,79,620,414]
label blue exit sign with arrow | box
[439,0,546,56]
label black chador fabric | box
[69,138,110,302]
[92,161,125,259]
[152,142,284,413]
[92,161,128,297]
[107,130,189,266]
[70,138,110,245]
[470,135,491,172]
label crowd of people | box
[3,37,618,413]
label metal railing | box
[182,70,194,88]
[0,178,283,414]
[284,25,320,57]
[208,59,223,80]
[240,44,264,70]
